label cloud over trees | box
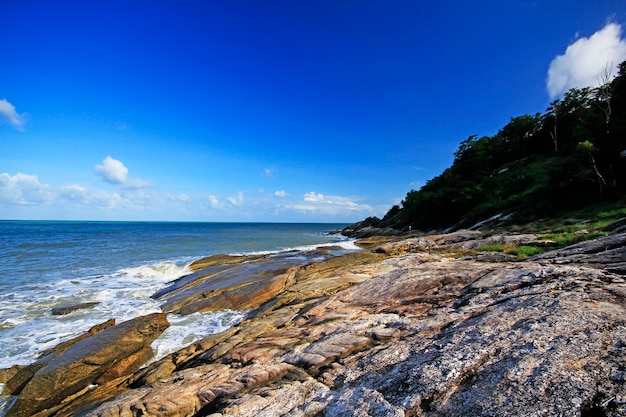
[547,23,626,98]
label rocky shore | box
[1,227,626,416]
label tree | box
[594,62,617,134]
[545,101,560,152]
[577,140,606,194]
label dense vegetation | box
[379,61,626,231]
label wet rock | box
[3,319,116,396]
[0,365,22,384]
[156,256,300,315]
[188,253,268,271]
[51,302,100,316]
[5,313,169,417]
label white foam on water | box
[0,260,198,369]
[0,393,16,416]
[119,261,192,283]
[148,310,245,365]
[228,237,361,257]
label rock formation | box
[2,230,625,416]
[3,313,169,417]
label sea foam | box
[0,260,199,368]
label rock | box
[531,232,626,271]
[0,365,23,384]
[372,237,436,255]
[5,313,169,417]
[602,217,626,234]
[188,253,268,272]
[51,302,100,316]
[3,319,116,396]
[155,255,302,315]
[5,232,626,417]
[433,231,549,250]
[425,229,482,245]
[343,217,382,233]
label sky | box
[1,1,626,222]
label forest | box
[380,61,626,231]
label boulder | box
[5,313,169,417]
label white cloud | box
[547,23,626,98]
[0,99,27,130]
[0,173,52,204]
[274,190,289,197]
[208,195,221,208]
[227,191,244,206]
[123,178,151,189]
[262,168,275,178]
[287,191,374,215]
[95,156,129,185]
[59,184,87,202]
[0,170,380,221]
[304,192,326,202]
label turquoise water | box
[0,221,353,368]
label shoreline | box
[0,222,351,371]
[1,227,626,416]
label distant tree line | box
[381,61,626,231]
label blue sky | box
[1,1,626,222]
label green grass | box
[505,245,543,259]
[476,243,544,259]
[477,243,506,252]
[541,231,609,247]
[508,197,625,236]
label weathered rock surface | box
[3,232,626,417]
[3,319,117,397]
[4,313,169,417]
[154,254,314,315]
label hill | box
[366,61,626,233]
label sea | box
[0,221,357,371]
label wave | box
[118,261,192,283]
[227,237,361,257]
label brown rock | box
[188,253,267,271]
[0,364,23,384]
[155,256,305,315]
[38,318,117,359]
[6,313,169,417]
[94,346,155,385]
[4,319,116,396]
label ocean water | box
[0,221,355,370]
